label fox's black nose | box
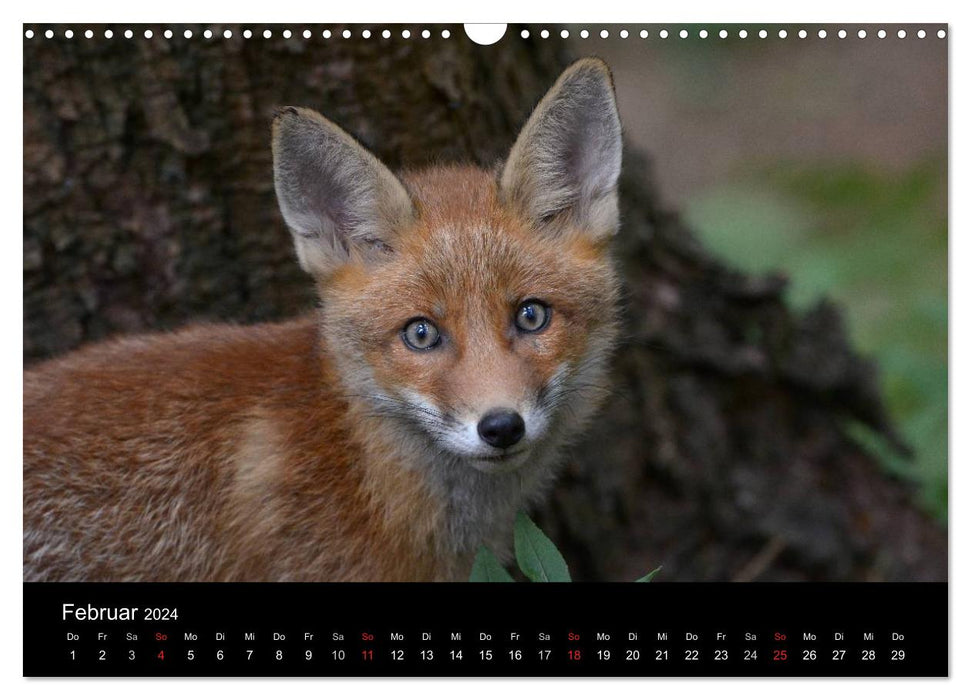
[477,409,526,449]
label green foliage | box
[513,511,571,582]
[469,546,515,582]
[684,159,947,521]
[469,511,661,582]
[635,566,663,583]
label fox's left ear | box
[500,58,622,240]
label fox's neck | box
[348,401,561,563]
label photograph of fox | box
[22,25,946,582]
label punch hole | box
[463,24,506,45]
[640,30,648,39]
[739,29,748,38]
[105,29,113,38]
[938,29,946,38]
[164,29,173,39]
[25,29,33,39]
[84,29,93,39]
[917,29,926,38]
[620,29,629,39]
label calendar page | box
[22,22,948,677]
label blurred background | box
[579,30,948,523]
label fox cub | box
[23,58,623,581]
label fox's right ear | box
[272,107,415,279]
[500,58,622,241]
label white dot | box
[363,29,372,39]
[540,29,549,38]
[798,29,807,39]
[243,29,253,39]
[164,29,173,39]
[25,29,33,39]
[858,29,867,39]
[818,29,827,39]
[203,29,212,38]
[143,29,152,39]
[302,29,310,39]
[898,29,906,39]
[262,29,271,39]
[758,29,767,39]
[381,29,389,39]
[778,29,787,38]
[520,29,529,38]
[125,29,134,39]
[441,29,450,38]
[580,29,589,39]
[84,29,93,39]
[620,29,629,38]
[560,30,569,39]
[660,29,669,39]
[640,29,648,38]
[917,29,926,38]
[45,29,53,38]
[282,29,291,38]
[938,29,946,39]
[402,29,410,39]
[838,29,846,39]
[599,30,608,39]
[699,29,708,39]
[223,29,232,39]
[105,29,113,38]
[679,29,688,39]
[878,29,886,38]
[183,29,192,38]
[342,29,351,39]
[739,29,748,38]
[324,30,333,39]
[65,29,74,38]
[719,29,728,39]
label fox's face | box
[272,59,622,474]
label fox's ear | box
[272,106,415,278]
[500,58,622,240]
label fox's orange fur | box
[24,58,624,581]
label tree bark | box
[23,24,946,581]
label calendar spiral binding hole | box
[23,25,948,41]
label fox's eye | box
[515,300,551,333]
[402,318,441,351]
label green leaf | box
[513,511,571,582]
[469,546,515,582]
[635,566,663,583]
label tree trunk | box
[23,24,946,581]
